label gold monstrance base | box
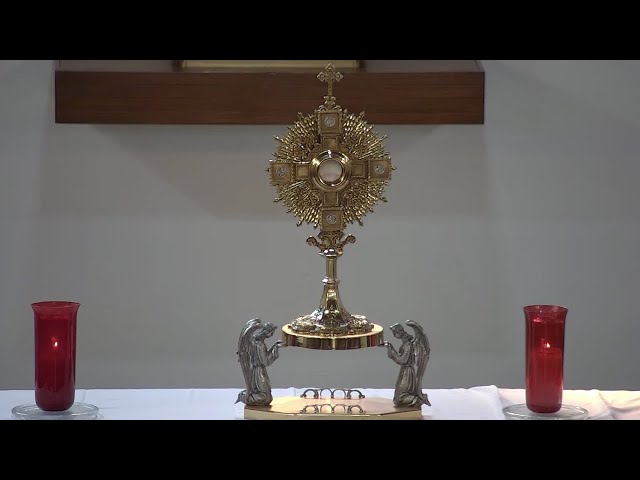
[282,324,384,350]
[245,396,422,420]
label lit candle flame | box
[544,342,551,349]
[52,337,59,349]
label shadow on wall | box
[90,122,491,220]
[37,121,491,221]
[484,60,640,222]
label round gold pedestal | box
[244,396,422,420]
[282,323,384,350]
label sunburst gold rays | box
[339,111,390,226]
[341,112,385,160]
[271,113,322,225]
[342,180,388,226]
[273,180,323,226]
[270,111,391,228]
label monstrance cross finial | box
[317,63,343,108]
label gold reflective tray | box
[245,396,422,420]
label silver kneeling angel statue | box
[383,320,431,408]
[236,318,285,406]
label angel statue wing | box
[237,318,262,390]
[406,320,431,392]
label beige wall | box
[1,60,639,390]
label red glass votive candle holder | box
[32,301,80,411]
[524,305,567,414]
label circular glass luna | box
[317,159,344,183]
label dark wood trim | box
[55,60,485,125]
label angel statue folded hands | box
[236,319,285,406]
[383,320,431,408]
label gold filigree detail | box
[269,102,392,228]
[306,232,356,255]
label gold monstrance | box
[269,64,393,350]
[238,65,429,419]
